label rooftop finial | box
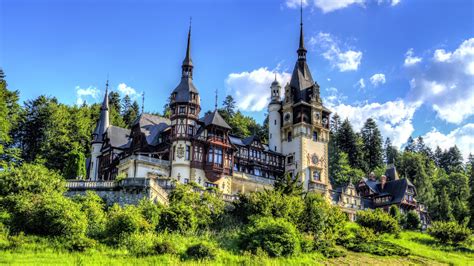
[182,17,194,78]
[297,0,307,61]
[214,88,218,110]
[141,92,145,114]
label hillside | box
[0,231,472,265]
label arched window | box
[312,131,318,141]
[312,170,320,181]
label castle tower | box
[89,80,110,180]
[280,6,331,193]
[268,75,282,153]
[169,24,201,182]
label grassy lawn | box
[0,230,472,265]
[384,231,474,266]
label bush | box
[300,193,347,246]
[0,163,65,196]
[344,240,410,256]
[356,209,399,235]
[105,204,150,244]
[137,199,162,229]
[168,184,225,230]
[354,227,378,243]
[119,232,156,256]
[428,221,472,245]
[404,210,421,230]
[185,242,216,260]
[154,240,177,255]
[158,203,197,234]
[232,190,304,225]
[389,205,401,223]
[239,217,300,257]
[7,193,87,238]
[62,236,97,252]
[73,191,106,238]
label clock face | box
[311,154,319,164]
[284,113,291,122]
[314,112,320,120]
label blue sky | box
[1,0,473,158]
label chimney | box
[380,175,387,190]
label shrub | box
[137,199,162,229]
[73,191,106,238]
[7,192,87,238]
[389,205,401,223]
[105,204,150,244]
[356,209,399,235]
[0,163,65,196]
[428,221,472,245]
[404,210,421,230]
[344,240,410,256]
[154,240,177,255]
[168,184,225,230]
[232,190,304,225]
[158,203,197,234]
[354,227,378,243]
[62,235,97,252]
[239,217,300,257]
[119,232,156,256]
[299,193,347,248]
[184,242,216,260]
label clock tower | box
[278,8,331,193]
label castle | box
[66,14,428,226]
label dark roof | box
[229,135,245,146]
[132,113,170,146]
[106,126,130,149]
[385,164,399,181]
[172,77,199,103]
[201,110,231,129]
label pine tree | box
[405,136,415,152]
[434,146,443,167]
[399,152,434,206]
[448,172,470,224]
[384,137,399,164]
[0,72,20,163]
[337,119,363,170]
[437,186,453,222]
[468,153,474,228]
[222,95,236,118]
[444,146,464,174]
[360,118,383,172]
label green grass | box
[0,230,472,265]
[384,230,474,266]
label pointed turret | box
[181,21,193,79]
[289,4,315,102]
[92,80,110,143]
[171,22,199,104]
[297,5,307,61]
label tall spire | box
[214,88,218,110]
[93,79,110,143]
[297,0,307,61]
[182,17,193,79]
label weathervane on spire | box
[141,92,145,114]
[214,88,218,110]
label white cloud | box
[433,49,451,62]
[310,32,362,72]
[408,38,474,124]
[225,67,291,112]
[286,0,309,8]
[370,73,386,86]
[75,86,99,105]
[377,0,400,6]
[404,48,422,66]
[287,0,399,13]
[327,100,419,148]
[356,78,366,90]
[422,124,474,160]
[117,83,138,97]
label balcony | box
[121,155,171,166]
[308,182,327,192]
[66,180,117,190]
